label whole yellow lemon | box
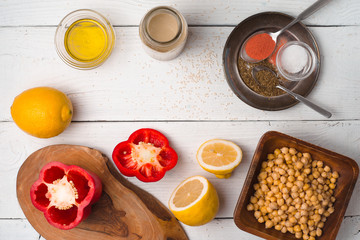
[11,87,73,138]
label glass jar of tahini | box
[139,6,188,61]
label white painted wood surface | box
[1,0,359,239]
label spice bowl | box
[223,12,321,111]
[55,9,115,70]
[233,131,359,240]
[276,41,319,81]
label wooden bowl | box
[233,131,359,240]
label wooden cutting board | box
[16,144,188,240]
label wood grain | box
[3,121,359,219]
[0,0,358,26]
[1,26,359,121]
[16,144,188,240]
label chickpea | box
[275,158,284,165]
[288,206,296,213]
[281,204,288,211]
[317,161,323,168]
[268,161,275,168]
[265,220,274,228]
[308,219,315,226]
[269,202,278,210]
[258,171,267,180]
[299,216,308,224]
[303,153,311,159]
[247,204,254,211]
[289,148,297,155]
[304,168,311,175]
[317,194,323,201]
[281,187,289,194]
[309,237,316,240]
[267,154,275,160]
[297,175,305,181]
[288,175,296,183]
[313,171,320,179]
[266,176,274,185]
[275,224,282,231]
[317,222,324,228]
[281,147,289,154]
[303,234,310,240]
[316,228,322,237]
[329,183,336,189]
[294,211,301,219]
[295,161,304,170]
[301,157,309,165]
[261,184,269,192]
[281,226,287,233]
[289,216,297,224]
[295,232,302,239]
[332,171,339,178]
[258,216,265,223]
[284,153,291,162]
[297,152,303,158]
[250,196,258,204]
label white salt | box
[280,44,309,73]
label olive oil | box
[64,19,108,62]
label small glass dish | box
[55,9,115,70]
[276,41,318,81]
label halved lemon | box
[169,175,219,226]
[197,139,242,179]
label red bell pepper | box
[112,128,178,182]
[30,162,102,230]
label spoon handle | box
[277,85,332,118]
[278,0,332,35]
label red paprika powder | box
[245,33,275,61]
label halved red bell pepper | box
[30,162,102,230]
[112,128,178,182]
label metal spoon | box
[240,0,332,63]
[251,65,332,118]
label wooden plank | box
[1,26,359,121]
[0,0,359,26]
[0,219,40,240]
[182,216,360,240]
[2,121,359,218]
[3,216,360,240]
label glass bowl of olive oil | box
[55,9,115,69]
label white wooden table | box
[1,1,359,239]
